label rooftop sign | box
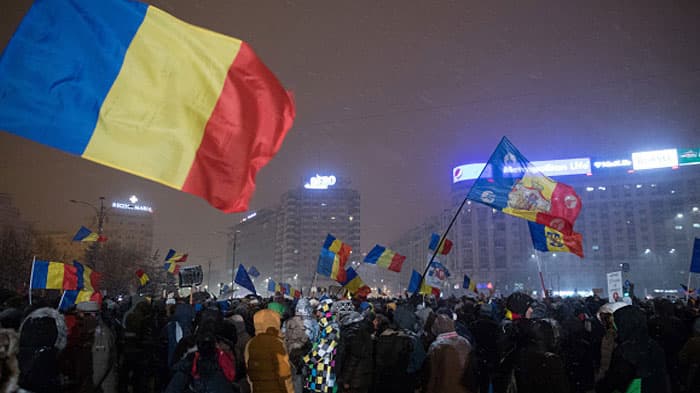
[304,174,337,189]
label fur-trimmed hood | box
[19,307,67,351]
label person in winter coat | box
[165,323,237,393]
[596,305,670,393]
[18,307,67,393]
[648,298,688,393]
[372,312,416,393]
[229,314,252,393]
[422,314,473,393]
[303,298,340,393]
[0,328,19,393]
[466,303,500,393]
[334,300,373,393]
[245,309,294,393]
[678,317,700,393]
[512,319,570,393]
[595,302,627,382]
[282,301,314,393]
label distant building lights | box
[677,213,684,219]
[304,175,337,189]
[598,186,606,191]
[675,225,683,230]
[644,249,651,254]
[693,207,699,213]
[636,184,642,189]
[669,249,676,254]
[693,223,700,228]
[586,187,594,192]
[348,216,354,221]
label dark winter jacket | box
[595,305,670,393]
[513,319,569,393]
[372,328,414,393]
[165,350,237,393]
[18,307,67,393]
[423,315,473,393]
[336,312,373,392]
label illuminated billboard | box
[593,159,632,169]
[304,174,337,189]
[678,148,700,166]
[452,157,591,183]
[631,149,678,170]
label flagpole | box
[418,195,471,291]
[28,256,36,305]
[686,272,692,303]
[535,251,547,298]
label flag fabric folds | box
[248,266,261,278]
[165,249,188,263]
[425,261,450,288]
[72,226,106,242]
[466,137,582,234]
[136,269,150,286]
[59,289,100,311]
[429,233,453,255]
[235,264,256,294]
[408,270,440,296]
[317,234,351,282]
[364,245,406,272]
[30,260,78,290]
[690,238,700,274]
[0,0,295,213]
[267,279,277,293]
[338,267,370,295]
[528,222,584,258]
[164,262,180,274]
[463,274,477,292]
[72,261,101,293]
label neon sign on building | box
[304,175,337,189]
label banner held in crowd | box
[424,261,450,288]
[0,0,295,213]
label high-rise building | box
[393,146,700,296]
[230,175,361,292]
[226,208,278,285]
[101,195,155,257]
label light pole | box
[70,196,106,270]
[231,230,240,289]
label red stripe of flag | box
[63,264,79,290]
[182,42,295,213]
[387,253,406,272]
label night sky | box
[1,1,699,280]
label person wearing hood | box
[422,314,473,393]
[466,302,501,393]
[18,307,67,393]
[245,309,294,393]
[512,319,569,393]
[595,302,627,382]
[372,305,419,393]
[0,328,19,393]
[596,305,670,393]
[229,314,253,393]
[302,298,340,393]
[334,300,373,393]
[282,299,315,393]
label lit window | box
[693,223,700,228]
[348,216,354,221]
[330,216,336,220]
[671,190,676,194]
[677,213,684,219]
[693,207,699,213]
[598,186,606,191]
[635,184,642,189]
[669,249,676,254]
[675,225,683,230]
[586,187,594,192]
[592,245,600,251]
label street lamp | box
[70,196,106,234]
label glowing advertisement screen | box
[631,149,678,170]
[452,157,591,183]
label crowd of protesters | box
[0,287,699,393]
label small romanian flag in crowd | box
[364,245,406,272]
[463,274,477,292]
[429,233,453,255]
[30,260,78,290]
[72,226,106,243]
[528,222,584,258]
[164,249,187,274]
[408,270,440,296]
[317,234,351,282]
[466,137,582,234]
[59,289,101,312]
[0,0,295,213]
[135,269,150,286]
[73,261,101,293]
[339,267,370,295]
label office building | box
[101,195,155,257]
[392,146,700,296]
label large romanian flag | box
[0,0,295,213]
[364,245,406,272]
[316,234,351,282]
[466,137,582,234]
[528,222,584,258]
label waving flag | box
[165,249,188,263]
[247,266,261,278]
[338,267,370,295]
[528,222,584,258]
[466,137,582,234]
[429,233,453,255]
[135,269,150,286]
[364,245,406,272]
[59,289,101,311]
[424,261,450,288]
[72,261,101,292]
[30,260,78,290]
[690,238,700,273]
[72,226,107,243]
[0,0,295,213]
[407,270,440,296]
[317,234,351,282]
[463,274,477,292]
[235,264,256,294]
[267,279,278,293]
